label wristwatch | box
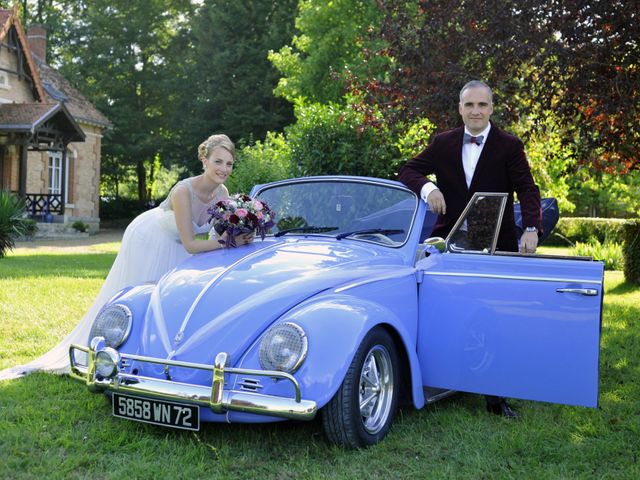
[525,226,538,233]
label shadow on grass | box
[607,279,640,295]
[0,253,115,279]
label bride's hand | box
[237,232,254,246]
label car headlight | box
[88,304,132,348]
[259,322,308,373]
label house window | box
[48,151,68,204]
[48,151,74,205]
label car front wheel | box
[322,327,399,448]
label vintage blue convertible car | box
[70,176,604,448]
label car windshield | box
[255,179,418,246]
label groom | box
[398,80,542,417]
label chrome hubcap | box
[359,345,394,434]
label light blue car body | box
[79,176,603,425]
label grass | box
[1,244,639,479]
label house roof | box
[0,5,110,130]
[0,5,46,101]
[36,61,111,128]
[0,102,85,142]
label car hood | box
[137,238,407,367]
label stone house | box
[0,5,110,234]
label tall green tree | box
[188,0,297,149]
[269,0,386,104]
[50,0,195,204]
[20,0,84,66]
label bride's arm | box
[171,185,223,254]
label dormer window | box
[0,72,10,90]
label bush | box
[0,191,34,258]
[226,132,294,195]
[72,220,89,233]
[572,241,624,271]
[546,217,627,246]
[623,219,640,284]
[286,102,400,179]
[100,197,148,221]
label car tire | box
[321,327,400,448]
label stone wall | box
[69,124,102,220]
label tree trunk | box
[136,160,147,206]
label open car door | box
[416,193,603,407]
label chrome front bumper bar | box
[69,341,317,421]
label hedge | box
[623,219,640,284]
[545,217,627,246]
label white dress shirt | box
[420,123,492,202]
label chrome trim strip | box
[175,242,286,346]
[424,389,457,404]
[491,195,508,254]
[422,271,602,284]
[333,267,416,293]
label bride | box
[0,134,252,380]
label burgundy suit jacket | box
[399,125,542,252]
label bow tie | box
[464,133,484,145]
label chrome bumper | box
[69,341,317,421]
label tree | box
[269,0,386,105]
[51,0,195,204]
[187,0,297,150]
[351,1,639,176]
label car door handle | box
[556,288,598,296]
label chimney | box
[27,24,47,63]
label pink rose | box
[253,201,263,211]
[236,208,248,218]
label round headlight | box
[89,304,132,348]
[95,348,119,379]
[259,322,308,373]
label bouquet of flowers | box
[208,194,275,247]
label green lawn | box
[1,245,639,479]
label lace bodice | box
[159,178,225,235]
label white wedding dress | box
[0,179,225,380]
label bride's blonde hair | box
[198,134,235,161]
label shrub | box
[623,219,640,284]
[572,240,624,271]
[72,221,89,233]
[546,217,627,246]
[100,197,147,221]
[0,191,34,258]
[286,102,400,179]
[226,132,294,195]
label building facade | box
[0,6,110,233]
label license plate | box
[112,393,200,431]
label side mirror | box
[424,236,446,254]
